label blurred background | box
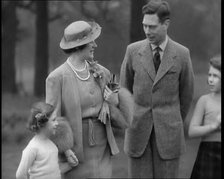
[2,0,221,179]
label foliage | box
[2,1,18,93]
[2,116,33,144]
[2,94,42,144]
[5,0,221,95]
[168,0,221,62]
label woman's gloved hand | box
[104,85,119,106]
[65,149,79,167]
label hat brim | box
[60,22,101,50]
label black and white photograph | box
[2,0,221,179]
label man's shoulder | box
[128,39,147,49]
[169,38,189,52]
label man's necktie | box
[153,47,161,73]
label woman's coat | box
[46,62,134,161]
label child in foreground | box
[188,55,221,179]
[16,102,78,179]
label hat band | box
[64,28,92,43]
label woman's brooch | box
[88,60,103,79]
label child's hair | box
[27,102,54,132]
[209,54,221,72]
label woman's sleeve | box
[46,74,62,117]
[46,75,75,153]
[16,147,36,179]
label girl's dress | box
[190,94,221,179]
[16,135,61,179]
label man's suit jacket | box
[120,37,194,160]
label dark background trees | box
[2,0,221,96]
[2,1,18,93]
[130,0,146,43]
[2,2,221,179]
[34,1,48,97]
[2,0,61,97]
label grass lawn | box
[2,142,28,179]
[112,137,201,178]
[2,136,200,179]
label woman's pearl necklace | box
[67,58,90,81]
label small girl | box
[188,55,221,179]
[16,102,78,179]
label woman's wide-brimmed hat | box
[60,21,101,50]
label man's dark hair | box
[142,0,170,23]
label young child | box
[16,102,78,179]
[188,55,221,179]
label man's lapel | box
[138,40,156,81]
[154,39,176,85]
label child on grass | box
[188,55,221,179]
[16,102,78,179]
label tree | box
[33,1,48,97]
[168,0,221,63]
[130,0,147,43]
[2,1,18,93]
[3,0,62,96]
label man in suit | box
[120,0,194,178]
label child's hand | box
[65,149,79,167]
[217,113,221,122]
[210,112,221,131]
[216,113,221,130]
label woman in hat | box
[45,20,134,178]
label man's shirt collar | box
[151,35,168,52]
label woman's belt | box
[82,116,98,122]
[82,117,99,146]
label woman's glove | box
[65,149,79,167]
[98,101,110,124]
[104,85,119,106]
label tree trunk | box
[34,1,49,97]
[130,0,147,43]
[2,1,18,93]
